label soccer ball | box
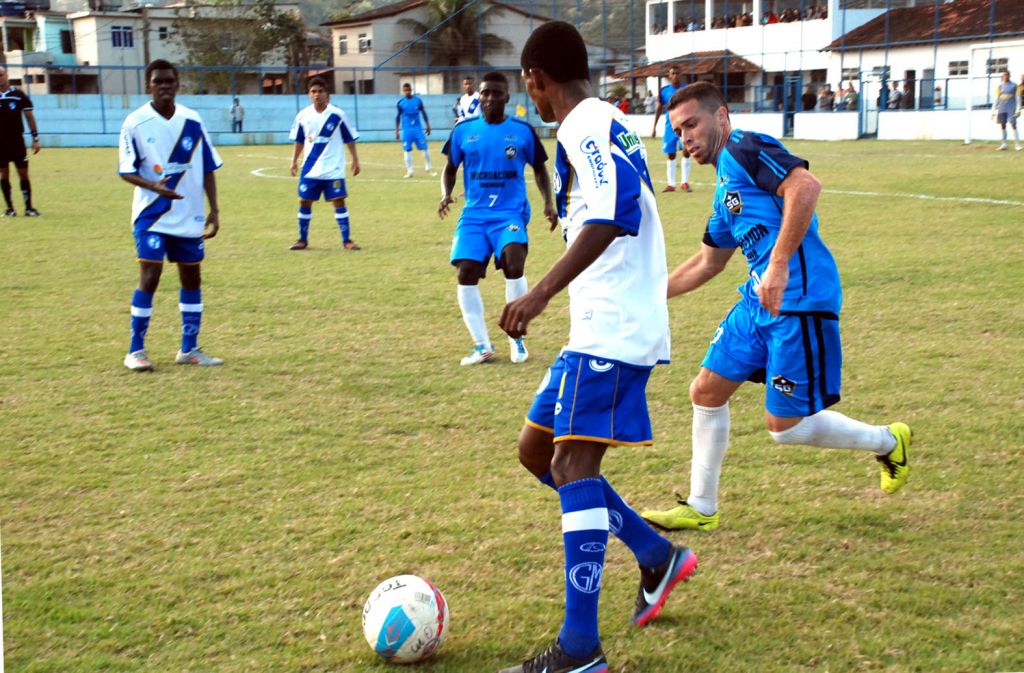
[362,574,449,664]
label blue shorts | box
[701,300,842,417]
[402,129,428,151]
[450,213,528,269]
[134,231,205,264]
[662,128,683,155]
[298,177,347,201]
[996,112,1018,126]
[526,352,654,446]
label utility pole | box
[142,4,151,67]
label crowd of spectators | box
[802,82,860,111]
[651,5,828,33]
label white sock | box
[404,152,414,172]
[1013,125,1020,142]
[505,276,528,303]
[687,402,730,516]
[666,158,676,185]
[424,151,432,172]
[681,156,691,184]
[1002,128,1008,142]
[457,284,490,347]
[768,410,896,454]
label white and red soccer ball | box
[362,575,449,664]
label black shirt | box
[801,92,817,111]
[0,87,33,139]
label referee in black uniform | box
[0,65,41,217]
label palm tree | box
[396,0,514,91]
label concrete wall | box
[632,112,785,140]
[879,109,1014,143]
[794,111,859,140]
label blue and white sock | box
[557,477,606,659]
[179,288,202,353]
[130,289,154,353]
[539,472,670,569]
[335,207,351,243]
[423,151,433,172]
[404,152,414,173]
[298,205,312,241]
[505,276,528,303]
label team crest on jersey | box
[181,136,194,152]
[326,122,336,132]
[8,102,15,110]
[504,144,517,159]
[771,375,796,396]
[724,190,743,214]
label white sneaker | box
[403,170,414,178]
[124,349,154,371]
[460,344,495,366]
[996,143,1008,151]
[428,171,438,177]
[510,337,528,364]
[175,346,224,366]
[1016,144,1022,151]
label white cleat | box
[460,344,495,366]
[428,171,438,177]
[403,170,414,178]
[175,347,224,366]
[124,349,154,371]
[1016,144,1023,151]
[510,337,528,364]
[996,143,1008,151]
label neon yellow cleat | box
[641,498,719,532]
[877,422,911,494]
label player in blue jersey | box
[640,82,911,532]
[438,71,556,366]
[288,77,361,251]
[118,60,223,371]
[651,64,692,193]
[395,83,435,177]
[496,22,697,673]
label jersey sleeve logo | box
[579,137,609,187]
[724,190,743,214]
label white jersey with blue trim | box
[456,92,481,121]
[118,102,222,238]
[554,97,670,367]
[289,103,358,180]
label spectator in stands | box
[618,96,631,114]
[887,81,903,110]
[801,85,817,111]
[762,10,778,24]
[817,84,834,112]
[230,97,244,133]
[843,83,859,111]
[900,81,915,110]
[933,85,944,109]
[645,90,657,114]
[675,17,685,32]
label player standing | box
[118,59,223,371]
[438,71,556,366]
[288,77,361,251]
[454,75,481,123]
[395,83,435,177]
[0,65,41,217]
[651,64,692,193]
[497,22,697,673]
[640,83,911,532]
[992,70,1021,151]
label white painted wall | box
[794,111,858,140]
[879,109,1019,143]
[629,112,784,139]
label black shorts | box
[0,137,28,169]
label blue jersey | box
[442,116,546,216]
[704,129,842,314]
[660,82,685,133]
[396,95,428,131]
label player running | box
[497,22,697,673]
[288,77,361,251]
[438,71,556,366]
[454,75,481,123]
[651,64,692,193]
[640,82,911,533]
[0,65,41,217]
[992,70,1021,151]
[395,83,435,177]
[118,59,223,371]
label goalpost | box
[964,40,1024,144]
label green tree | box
[395,0,514,91]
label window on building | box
[60,29,74,53]
[158,26,169,40]
[948,61,968,76]
[338,34,348,55]
[649,2,668,35]
[841,67,859,82]
[986,57,1008,75]
[111,26,134,48]
[358,33,371,53]
[672,1,704,31]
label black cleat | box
[632,544,698,626]
[3,208,15,217]
[498,641,607,673]
[24,208,40,217]
[289,239,308,250]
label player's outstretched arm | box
[531,160,557,231]
[668,244,735,298]
[499,222,620,339]
[438,158,458,218]
[758,166,820,315]
[202,171,219,239]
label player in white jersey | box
[455,75,481,122]
[118,60,223,371]
[496,22,696,673]
[289,77,361,250]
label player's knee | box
[667,152,678,160]
[766,414,804,441]
[689,376,720,406]
[456,264,482,285]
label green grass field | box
[2,138,1023,673]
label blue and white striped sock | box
[298,205,312,241]
[130,289,154,353]
[557,477,606,659]
[179,288,202,353]
[335,207,350,243]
